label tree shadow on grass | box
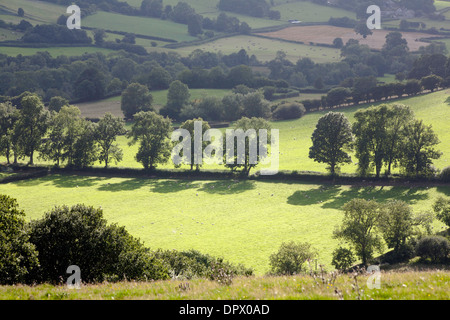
[49,175,108,188]
[436,186,450,197]
[198,180,256,195]
[287,185,430,209]
[96,178,202,193]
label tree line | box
[309,105,442,178]
[0,93,276,175]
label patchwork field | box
[259,25,439,51]
[0,46,115,57]
[172,35,341,63]
[0,175,447,275]
[82,12,197,43]
[0,0,65,24]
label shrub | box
[433,197,450,228]
[269,241,317,275]
[0,195,39,285]
[415,236,450,263]
[331,247,355,271]
[28,204,169,283]
[154,249,253,280]
[272,102,306,120]
[439,166,450,182]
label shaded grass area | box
[0,270,448,300]
[0,174,447,274]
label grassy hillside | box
[0,0,65,24]
[0,270,449,300]
[0,175,447,274]
[0,46,115,57]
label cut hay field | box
[82,12,197,43]
[259,25,439,51]
[0,174,448,275]
[0,0,65,24]
[172,35,341,63]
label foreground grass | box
[1,270,448,300]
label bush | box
[331,247,355,271]
[415,236,450,263]
[272,102,306,120]
[154,249,253,280]
[28,204,169,283]
[439,166,450,182]
[0,195,39,285]
[269,241,317,275]
[433,197,450,228]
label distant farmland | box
[259,25,439,51]
[174,35,341,63]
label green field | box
[83,12,197,43]
[170,35,341,63]
[0,46,115,57]
[272,1,356,22]
[75,89,450,174]
[435,1,450,11]
[0,0,65,24]
[0,174,447,275]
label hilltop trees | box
[14,94,49,165]
[121,83,154,120]
[309,112,354,175]
[95,113,126,168]
[128,111,172,170]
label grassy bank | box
[0,269,448,300]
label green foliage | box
[225,116,272,176]
[154,249,253,280]
[161,80,190,120]
[28,204,169,283]
[95,113,126,168]
[415,236,450,263]
[439,166,450,182]
[433,197,450,228]
[331,247,355,271]
[48,96,69,113]
[0,195,38,285]
[128,111,172,170]
[15,94,49,165]
[377,200,433,252]
[272,102,306,120]
[309,112,353,175]
[121,83,153,120]
[269,241,317,275]
[400,119,441,177]
[333,199,384,266]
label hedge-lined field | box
[0,174,447,274]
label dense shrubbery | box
[28,204,169,283]
[272,102,306,120]
[0,195,254,285]
[269,241,317,275]
[415,236,450,263]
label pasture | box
[0,174,447,275]
[82,12,198,43]
[171,35,341,63]
[259,25,439,51]
[0,0,65,24]
[73,89,450,174]
[0,46,115,57]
